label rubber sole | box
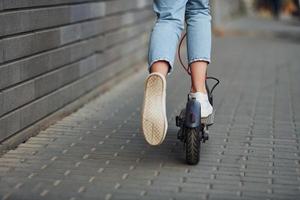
[201,110,214,125]
[141,72,167,145]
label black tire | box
[185,128,201,165]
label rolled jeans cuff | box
[148,58,174,76]
[188,57,211,65]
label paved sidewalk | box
[1,25,300,199]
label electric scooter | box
[176,33,220,165]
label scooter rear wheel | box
[185,128,201,165]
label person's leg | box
[142,0,187,145]
[190,61,208,93]
[185,0,211,93]
[148,0,188,77]
[185,0,212,117]
[150,61,169,77]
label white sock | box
[189,91,208,101]
[189,91,213,117]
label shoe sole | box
[201,110,214,125]
[141,72,167,145]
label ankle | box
[190,87,207,94]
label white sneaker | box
[141,72,168,145]
[188,92,213,118]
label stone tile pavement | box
[1,30,300,199]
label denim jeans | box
[148,0,211,75]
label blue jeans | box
[148,0,211,75]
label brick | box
[33,64,76,99]
[78,55,97,76]
[89,2,106,18]
[0,92,3,117]
[32,29,61,54]
[0,40,3,63]
[89,35,106,53]
[20,90,60,129]
[59,24,82,45]
[0,81,35,117]
[105,0,136,15]
[80,19,104,39]
[2,34,33,62]
[0,110,21,141]
[0,61,21,90]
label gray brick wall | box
[0,0,155,141]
